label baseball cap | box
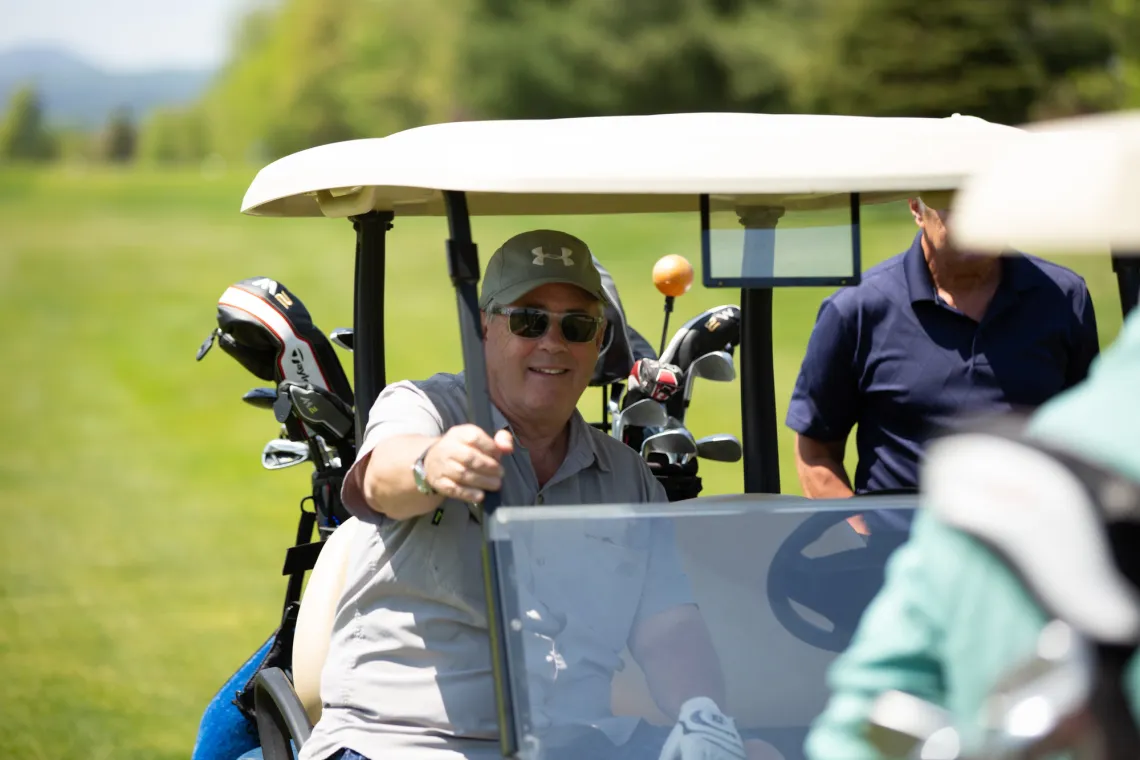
[478,229,611,310]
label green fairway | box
[0,166,1125,759]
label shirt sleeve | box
[786,297,861,442]
[1065,280,1100,389]
[804,510,953,760]
[340,380,446,519]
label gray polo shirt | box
[299,372,693,760]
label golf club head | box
[330,327,354,352]
[641,429,698,458]
[261,439,310,470]
[866,690,958,760]
[614,398,669,441]
[690,350,736,382]
[242,386,278,410]
[695,434,742,463]
[978,620,1095,756]
[672,349,736,423]
[274,381,355,444]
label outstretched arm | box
[630,603,726,719]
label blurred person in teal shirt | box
[803,305,1140,759]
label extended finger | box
[452,424,507,459]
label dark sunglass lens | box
[508,309,549,338]
[561,315,599,343]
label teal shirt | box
[804,306,1140,759]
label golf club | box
[330,327,354,352]
[613,397,668,442]
[680,350,736,422]
[866,689,958,759]
[243,386,277,410]
[274,381,355,443]
[978,619,1096,758]
[261,439,311,470]
[641,428,698,458]
[694,434,742,463]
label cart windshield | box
[487,494,916,760]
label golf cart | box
[191,111,1086,760]
[861,110,1140,760]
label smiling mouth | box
[529,368,569,376]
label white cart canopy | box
[952,109,1140,255]
[240,112,1024,219]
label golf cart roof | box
[240,112,1023,219]
[952,109,1140,254]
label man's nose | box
[537,319,570,350]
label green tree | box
[100,106,138,163]
[137,106,209,165]
[0,85,58,162]
[461,0,790,119]
[789,0,1120,124]
[792,0,1042,123]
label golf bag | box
[194,277,357,760]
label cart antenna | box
[652,254,694,355]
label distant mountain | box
[0,46,216,129]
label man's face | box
[482,282,605,429]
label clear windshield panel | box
[488,495,916,760]
[703,194,859,288]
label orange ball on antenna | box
[653,254,694,298]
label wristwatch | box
[412,443,437,495]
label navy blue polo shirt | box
[787,231,1100,502]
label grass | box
[0,165,1125,759]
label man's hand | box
[423,424,514,503]
[658,697,746,760]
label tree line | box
[4,0,1138,166]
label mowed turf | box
[0,166,1124,759]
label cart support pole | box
[1111,252,1140,318]
[350,210,394,448]
[737,205,784,495]
[740,288,780,494]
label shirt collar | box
[490,399,610,474]
[903,231,937,304]
[903,231,1041,305]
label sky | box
[0,0,259,71]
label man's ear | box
[907,198,924,226]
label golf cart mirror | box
[701,193,863,288]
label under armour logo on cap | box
[532,246,575,267]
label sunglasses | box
[487,306,604,343]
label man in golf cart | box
[300,229,778,760]
[787,191,1100,534]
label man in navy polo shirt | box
[786,195,1100,533]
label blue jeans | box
[328,750,370,760]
